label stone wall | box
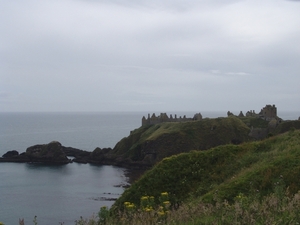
[260,104,277,121]
[142,104,279,126]
[142,112,202,126]
[231,104,278,121]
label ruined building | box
[142,112,202,126]
[142,104,279,126]
[229,104,278,121]
[245,104,278,121]
[259,104,277,121]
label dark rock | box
[2,150,19,158]
[25,141,69,164]
[0,150,30,162]
[62,146,90,157]
[90,147,109,161]
[90,197,118,201]
[62,146,91,163]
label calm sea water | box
[0,112,144,225]
[0,112,144,153]
[0,111,298,224]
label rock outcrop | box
[2,150,19,158]
[91,117,254,168]
[1,141,70,164]
[25,141,70,163]
[1,110,299,168]
[0,142,114,164]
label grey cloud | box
[0,92,10,100]
[0,0,299,112]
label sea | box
[0,112,145,225]
[0,111,298,225]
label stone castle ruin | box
[228,104,278,121]
[142,104,280,127]
[142,112,203,126]
[229,104,281,140]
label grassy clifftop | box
[106,116,300,168]
[110,116,252,166]
[112,129,300,212]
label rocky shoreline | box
[3,115,299,169]
[0,141,148,187]
[0,141,151,171]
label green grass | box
[237,116,269,128]
[112,129,300,211]
[18,129,300,225]
[111,117,252,164]
[110,116,300,166]
[23,184,300,225]
[16,116,300,225]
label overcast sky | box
[1,0,299,113]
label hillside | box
[2,117,299,166]
[111,129,300,213]
[104,116,253,167]
[94,116,300,169]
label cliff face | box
[3,117,298,167]
[107,116,300,168]
[103,117,253,167]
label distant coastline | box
[2,105,299,170]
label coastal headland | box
[1,105,300,224]
[1,105,299,168]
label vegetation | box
[16,185,300,225]
[273,120,300,135]
[112,129,300,209]
[71,186,300,224]
[111,116,253,165]
[108,116,300,167]
[83,129,299,224]
[238,116,269,128]
[13,117,300,224]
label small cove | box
[0,112,144,225]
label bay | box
[0,112,144,225]
[0,163,127,225]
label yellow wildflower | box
[127,203,135,208]
[161,192,168,196]
[158,211,165,216]
[144,207,153,212]
[141,196,148,201]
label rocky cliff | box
[1,141,70,164]
[96,116,254,168]
[2,117,299,167]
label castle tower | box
[260,104,277,121]
[142,116,147,126]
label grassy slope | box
[111,117,252,164]
[112,129,300,212]
[273,120,300,135]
